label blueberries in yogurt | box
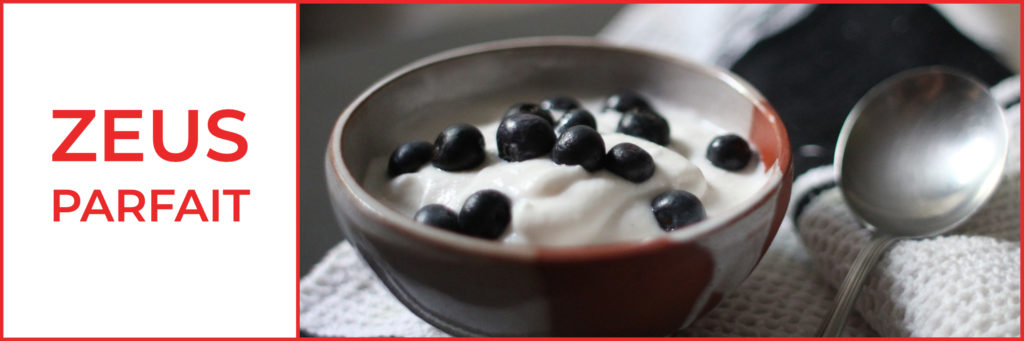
[651,190,706,231]
[540,96,581,114]
[497,114,556,162]
[603,90,651,113]
[387,141,433,177]
[617,108,670,146]
[458,190,512,239]
[414,204,460,232]
[504,102,555,126]
[706,134,753,171]
[551,125,605,172]
[432,124,486,171]
[604,143,655,183]
[554,108,597,137]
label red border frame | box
[294,3,301,338]
[1,2,5,338]
[1,0,1021,3]
[0,1,1022,340]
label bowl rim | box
[326,36,792,262]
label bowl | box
[324,37,793,336]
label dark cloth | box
[731,4,1014,175]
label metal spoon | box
[816,67,1008,336]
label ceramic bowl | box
[324,37,793,336]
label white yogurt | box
[363,102,768,247]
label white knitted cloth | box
[796,171,1020,337]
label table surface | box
[299,4,624,276]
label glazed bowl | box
[324,37,793,336]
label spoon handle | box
[816,234,898,337]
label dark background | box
[300,5,624,276]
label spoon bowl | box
[836,67,1008,237]
[818,67,1007,336]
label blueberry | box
[551,126,605,172]
[414,204,460,232]
[504,102,555,126]
[458,190,511,240]
[604,143,655,183]
[432,124,486,171]
[651,190,706,231]
[540,96,581,114]
[497,114,556,162]
[706,134,753,171]
[603,90,651,113]
[387,141,433,177]
[617,108,670,146]
[554,108,597,137]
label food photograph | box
[298,4,1020,337]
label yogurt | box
[363,101,768,247]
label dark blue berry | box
[540,96,581,114]
[432,124,485,171]
[554,108,597,137]
[551,126,605,172]
[414,204,460,232]
[497,114,556,162]
[604,143,655,183]
[387,141,433,177]
[458,190,511,240]
[707,134,753,171]
[504,102,554,126]
[617,108,670,146]
[603,90,651,113]
[651,190,706,231]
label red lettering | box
[53,189,80,221]
[151,189,174,222]
[54,189,248,223]
[223,189,250,222]
[207,109,247,162]
[118,190,146,222]
[52,110,97,161]
[82,189,113,222]
[104,110,143,161]
[212,189,220,222]
[153,110,199,162]
[174,189,209,222]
